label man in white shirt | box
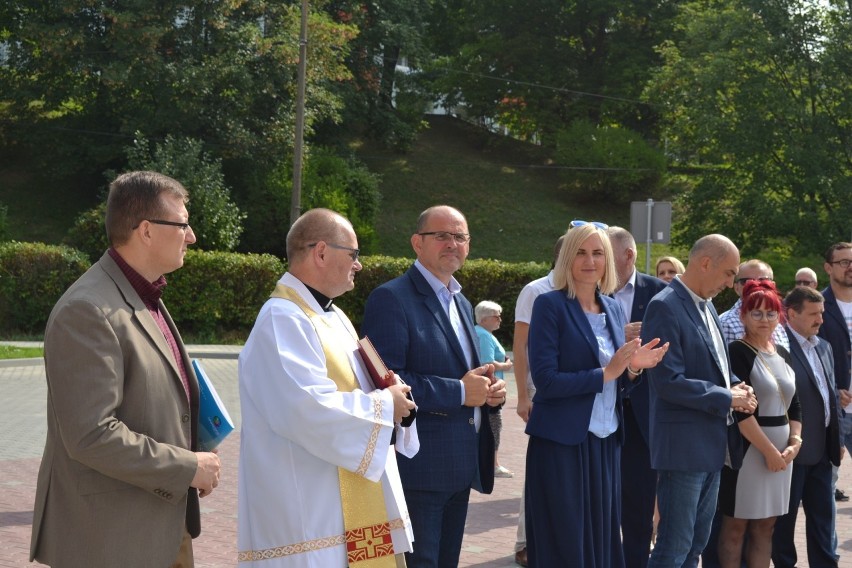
[511,235,563,567]
[237,208,417,567]
[718,259,789,350]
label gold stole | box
[271,285,396,567]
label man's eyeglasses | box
[735,277,773,286]
[795,280,815,286]
[570,219,609,230]
[828,259,852,269]
[134,219,192,231]
[417,231,471,244]
[308,242,360,262]
[748,310,779,322]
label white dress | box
[237,273,416,566]
[720,342,799,519]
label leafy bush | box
[164,249,285,334]
[556,120,667,204]
[124,134,246,251]
[236,147,382,257]
[65,201,109,262]
[0,242,91,332]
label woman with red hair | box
[717,280,803,568]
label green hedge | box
[165,250,285,333]
[0,242,91,333]
[2,241,825,345]
[0,244,549,345]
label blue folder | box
[193,359,235,451]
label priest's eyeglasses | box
[309,242,360,262]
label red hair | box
[740,279,785,324]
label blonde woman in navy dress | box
[525,221,669,567]
[717,280,802,568]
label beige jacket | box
[30,252,200,567]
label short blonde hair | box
[656,255,685,275]
[474,300,502,324]
[553,224,618,297]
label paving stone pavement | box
[1,349,850,567]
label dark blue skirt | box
[525,432,624,568]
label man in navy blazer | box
[818,243,852,457]
[361,205,506,568]
[772,286,842,568]
[607,226,668,568]
[642,234,757,568]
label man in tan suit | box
[30,171,221,567]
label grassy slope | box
[354,115,633,263]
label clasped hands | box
[603,337,670,382]
[462,364,507,407]
[730,382,757,414]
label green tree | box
[0,0,355,177]
[426,0,681,146]
[646,0,852,255]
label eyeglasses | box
[308,242,360,262]
[490,314,502,319]
[135,219,192,231]
[828,259,852,269]
[570,219,609,230]
[735,277,773,286]
[748,310,779,321]
[795,280,815,286]
[417,231,471,244]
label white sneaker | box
[495,465,514,478]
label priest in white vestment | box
[237,209,417,567]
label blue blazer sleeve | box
[525,290,630,446]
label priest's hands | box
[192,450,221,498]
[388,383,416,424]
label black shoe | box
[836,489,850,502]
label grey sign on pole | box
[630,199,672,274]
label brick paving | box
[1,349,850,567]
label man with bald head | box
[718,259,789,349]
[237,208,417,567]
[642,234,757,568]
[362,205,507,567]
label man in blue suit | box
[607,226,668,568]
[818,242,852,498]
[361,205,507,568]
[642,234,757,568]
[772,286,842,568]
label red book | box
[357,336,396,389]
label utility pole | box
[290,0,308,227]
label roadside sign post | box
[630,199,673,275]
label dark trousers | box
[772,455,837,568]
[621,401,657,568]
[402,487,471,568]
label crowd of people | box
[26,170,852,568]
